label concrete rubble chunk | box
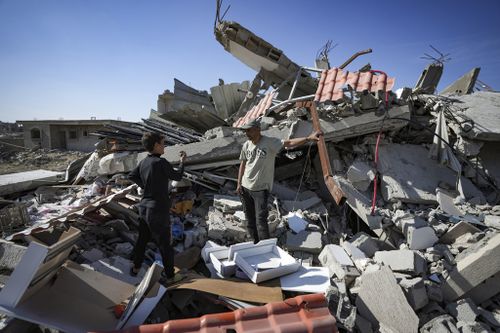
[436,189,463,216]
[0,170,65,196]
[356,266,419,333]
[285,230,323,254]
[462,273,500,305]
[440,221,481,245]
[446,298,479,323]
[374,249,426,275]
[414,62,443,94]
[484,215,500,230]
[420,314,459,333]
[285,212,309,234]
[319,244,360,282]
[477,308,500,328]
[407,226,439,250]
[350,232,390,258]
[377,144,484,204]
[442,232,500,301]
[346,161,376,192]
[440,68,480,96]
[399,276,429,310]
[456,321,491,333]
[207,208,226,241]
[213,195,243,213]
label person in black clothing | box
[128,132,187,282]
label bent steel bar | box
[297,101,345,205]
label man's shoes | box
[159,272,185,286]
[130,266,140,277]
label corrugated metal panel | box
[314,68,395,102]
[232,92,278,128]
[101,293,337,333]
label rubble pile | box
[0,5,499,333]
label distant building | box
[16,119,133,152]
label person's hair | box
[141,132,164,152]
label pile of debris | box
[0,5,499,333]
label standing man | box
[237,119,321,243]
[128,132,186,284]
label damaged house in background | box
[0,1,499,332]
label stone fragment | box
[373,249,426,275]
[440,222,481,245]
[398,276,429,310]
[0,240,26,271]
[443,233,500,301]
[407,226,438,250]
[420,314,459,333]
[456,321,491,333]
[319,245,360,283]
[286,230,322,254]
[446,298,479,323]
[206,208,226,241]
[356,266,419,333]
[484,215,500,230]
[346,161,375,191]
[213,195,242,213]
[349,232,389,258]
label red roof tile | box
[314,68,395,102]
[100,293,337,333]
[232,91,278,128]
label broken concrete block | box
[285,230,322,254]
[446,298,479,323]
[407,226,438,250]
[225,222,248,243]
[233,210,246,222]
[436,188,463,216]
[342,241,368,270]
[373,249,426,275]
[477,308,500,328]
[213,195,242,213]
[206,208,226,241]
[349,232,389,258]
[440,67,480,96]
[346,161,375,191]
[443,233,500,301]
[462,273,500,305]
[399,276,429,310]
[319,245,360,282]
[285,212,308,234]
[396,215,427,235]
[456,321,491,333]
[484,215,500,230]
[420,314,459,333]
[439,222,481,245]
[356,266,419,333]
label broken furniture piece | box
[0,227,166,333]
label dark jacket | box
[128,154,184,211]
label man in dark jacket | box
[128,132,186,282]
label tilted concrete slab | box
[0,170,65,196]
[442,232,500,301]
[210,81,250,120]
[290,105,411,143]
[377,144,484,204]
[356,266,419,333]
[440,68,480,96]
[450,92,500,141]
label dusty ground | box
[0,148,88,175]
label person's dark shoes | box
[159,272,185,286]
[130,266,140,277]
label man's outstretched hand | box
[179,151,187,163]
[307,130,323,142]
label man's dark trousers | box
[239,186,270,242]
[132,206,175,278]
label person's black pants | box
[239,187,270,242]
[132,206,174,278]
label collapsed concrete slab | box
[157,79,226,132]
[210,80,250,120]
[377,144,484,204]
[356,266,419,333]
[286,230,323,254]
[373,249,426,275]
[440,68,480,96]
[450,92,500,142]
[290,105,411,144]
[442,232,500,301]
[0,170,65,196]
[439,221,481,244]
[414,63,443,94]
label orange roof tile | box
[232,91,278,128]
[100,293,337,333]
[314,68,395,102]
